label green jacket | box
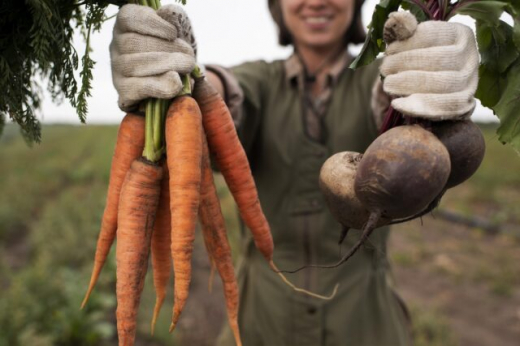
[217,58,412,346]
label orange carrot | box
[150,162,171,334]
[193,77,337,300]
[82,114,145,309]
[116,158,162,346]
[199,131,242,346]
[201,211,216,294]
[192,78,273,263]
[165,95,203,332]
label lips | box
[303,15,333,29]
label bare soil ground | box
[390,215,520,346]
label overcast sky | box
[39,0,499,125]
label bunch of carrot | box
[80,72,243,345]
[80,2,335,345]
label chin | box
[303,38,341,51]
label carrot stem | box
[143,100,154,161]
[136,0,160,166]
[178,74,192,96]
[191,65,204,80]
[153,100,162,151]
[143,100,164,162]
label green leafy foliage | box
[76,3,109,123]
[0,0,117,143]
[466,4,520,151]
[493,59,520,149]
[503,0,520,50]
[475,64,508,108]
[401,0,429,23]
[474,17,519,112]
[349,0,402,69]
[452,1,509,24]
[476,19,518,74]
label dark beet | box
[387,121,485,225]
[323,125,451,268]
[431,120,485,188]
[355,125,451,219]
[281,126,451,272]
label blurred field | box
[0,123,519,345]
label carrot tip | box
[169,311,181,333]
[80,290,92,310]
[151,316,157,336]
[151,298,164,335]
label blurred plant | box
[0,0,124,144]
[0,0,189,144]
[410,305,458,346]
[0,126,119,345]
[0,258,115,345]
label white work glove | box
[110,4,197,112]
[380,12,479,120]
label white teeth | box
[306,17,329,24]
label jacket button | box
[307,306,317,314]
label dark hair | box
[268,0,366,47]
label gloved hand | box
[110,4,197,112]
[380,12,479,121]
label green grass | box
[410,305,458,346]
[0,125,121,345]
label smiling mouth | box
[304,16,332,25]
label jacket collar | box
[284,50,353,86]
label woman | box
[110,1,478,344]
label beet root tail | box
[329,210,380,268]
[278,210,381,273]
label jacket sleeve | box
[370,77,391,130]
[360,58,387,137]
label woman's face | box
[280,0,355,51]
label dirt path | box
[390,216,520,346]
[394,265,520,346]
